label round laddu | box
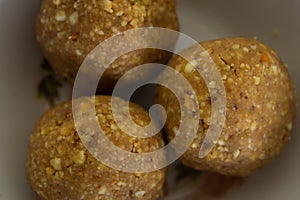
[36,0,179,92]
[156,37,297,177]
[26,96,166,200]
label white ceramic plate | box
[0,0,299,199]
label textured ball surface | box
[27,96,166,200]
[36,0,179,92]
[156,37,297,177]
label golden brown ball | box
[36,0,179,92]
[26,96,166,200]
[156,37,297,177]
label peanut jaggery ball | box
[36,0,179,92]
[26,96,166,200]
[156,37,297,177]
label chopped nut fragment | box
[116,11,124,16]
[172,126,178,134]
[227,78,234,84]
[217,140,225,146]
[46,167,54,175]
[53,0,61,6]
[253,76,261,85]
[75,50,82,56]
[243,47,249,52]
[97,30,105,35]
[232,44,240,49]
[57,145,66,155]
[111,27,119,34]
[100,0,113,13]
[55,10,67,22]
[69,12,79,25]
[121,20,128,26]
[98,185,107,195]
[272,65,279,75]
[233,150,240,160]
[72,151,86,164]
[250,45,257,50]
[184,62,195,73]
[50,157,62,170]
[250,122,257,131]
[117,181,126,186]
[130,19,138,27]
[60,122,73,136]
[191,142,198,148]
[110,124,118,130]
[135,191,146,198]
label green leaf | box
[175,163,203,183]
[37,58,62,106]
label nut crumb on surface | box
[232,44,240,49]
[243,47,249,52]
[233,150,240,160]
[69,12,78,25]
[98,185,107,195]
[50,158,62,171]
[253,76,261,85]
[53,0,61,6]
[184,63,194,73]
[135,191,146,198]
[55,10,66,22]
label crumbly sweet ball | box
[36,0,179,92]
[26,96,166,200]
[156,37,297,177]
